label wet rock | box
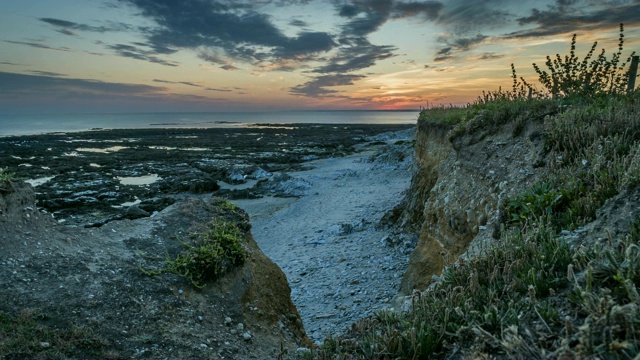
[247,168,272,180]
[227,167,246,184]
[125,206,150,220]
[259,173,311,197]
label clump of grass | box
[418,104,470,126]
[0,310,111,359]
[0,167,15,191]
[0,167,15,181]
[139,218,247,288]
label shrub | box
[513,24,636,102]
[0,167,15,192]
[139,218,247,288]
[0,167,15,181]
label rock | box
[125,205,150,220]
[228,168,246,184]
[242,331,252,341]
[248,168,272,180]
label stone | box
[125,206,150,220]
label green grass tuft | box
[139,218,247,288]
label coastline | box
[0,110,418,137]
[233,131,415,343]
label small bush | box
[513,24,636,102]
[0,167,14,181]
[0,167,15,191]
[139,218,247,288]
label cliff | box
[398,114,549,293]
[318,94,640,359]
[0,181,308,359]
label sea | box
[0,110,419,136]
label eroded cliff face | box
[399,119,548,294]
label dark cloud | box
[0,71,164,96]
[205,87,232,92]
[510,0,640,38]
[437,1,512,32]
[289,19,308,27]
[119,0,335,66]
[153,79,201,87]
[433,33,488,61]
[0,61,22,66]
[39,17,132,36]
[477,52,504,60]
[392,1,444,20]
[290,74,365,97]
[220,64,240,71]
[337,0,393,37]
[4,40,72,52]
[28,70,67,77]
[314,43,396,73]
[0,71,228,113]
[107,43,179,67]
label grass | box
[139,212,247,289]
[0,309,112,359]
[312,25,640,359]
[0,167,15,191]
[316,215,640,359]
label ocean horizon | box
[0,110,419,137]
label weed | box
[0,167,15,191]
[513,24,636,102]
[139,219,247,288]
[0,167,14,181]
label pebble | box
[242,331,252,341]
[224,317,232,325]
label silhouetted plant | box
[513,24,636,101]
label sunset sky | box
[1,0,639,114]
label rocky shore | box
[1,123,413,227]
[0,123,416,358]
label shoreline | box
[1,123,415,227]
[232,130,415,343]
[0,110,419,137]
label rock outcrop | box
[397,118,548,293]
[0,181,308,358]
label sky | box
[1,0,639,114]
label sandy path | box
[233,133,413,343]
